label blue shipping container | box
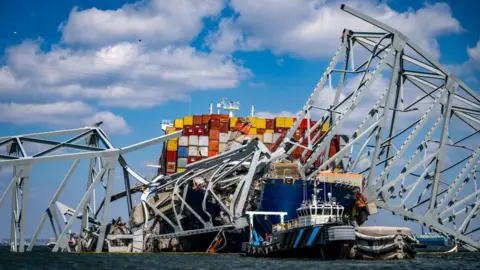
[178,146,188,157]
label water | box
[1,248,479,270]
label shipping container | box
[209,140,219,152]
[199,136,209,147]
[249,128,257,135]
[174,119,184,129]
[219,121,229,133]
[176,168,186,173]
[183,116,193,126]
[202,114,211,124]
[178,158,188,168]
[265,129,274,134]
[285,117,294,128]
[264,133,274,144]
[208,150,218,157]
[189,135,199,146]
[166,127,178,140]
[188,146,198,156]
[248,117,257,127]
[193,125,206,136]
[275,117,285,128]
[266,119,274,129]
[167,140,178,151]
[166,151,177,162]
[166,162,176,173]
[210,119,220,130]
[183,125,194,136]
[219,143,226,153]
[256,128,265,135]
[179,136,189,146]
[209,129,220,140]
[178,146,188,158]
[199,146,209,157]
[193,115,202,125]
[219,133,228,143]
[256,118,266,129]
[230,117,238,128]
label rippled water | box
[1,247,479,270]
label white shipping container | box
[263,133,273,144]
[177,158,188,168]
[189,135,199,146]
[219,133,228,143]
[199,136,209,146]
[188,146,198,156]
[273,133,282,143]
[219,143,227,153]
[199,146,209,157]
[179,136,189,146]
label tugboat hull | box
[242,225,355,259]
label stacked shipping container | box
[162,115,333,175]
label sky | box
[0,0,479,239]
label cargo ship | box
[154,99,361,252]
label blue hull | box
[253,179,355,234]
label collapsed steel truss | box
[0,123,182,252]
[0,4,479,253]
[281,5,480,250]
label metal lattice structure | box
[280,5,480,250]
[0,123,182,252]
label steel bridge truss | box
[131,139,274,251]
[279,5,480,250]
[0,123,182,252]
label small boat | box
[241,183,356,259]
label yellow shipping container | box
[322,122,330,132]
[167,140,178,151]
[177,168,186,173]
[256,118,266,129]
[183,116,193,126]
[249,128,257,135]
[275,117,285,128]
[166,126,178,140]
[265,129,274,134]
[285,117,294,128]
[248,117,257,127]
[256,134,264,141]
[230,117,238,128]
[174,118,184,129]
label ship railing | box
[274,215,344,231]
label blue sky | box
[0,0,479,238]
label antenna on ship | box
[209,103,213,114]
[223,100,240,117]
[250,105,255,117]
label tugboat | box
[241,182,356,259]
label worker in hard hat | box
[345,187,369,226]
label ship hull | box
[242,224,355,259]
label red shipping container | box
[266,119,274,129]
[208,150,218,157]
[187,156,202,164]
[193,115,202,125]
[193,124,207,136]
[210,119,220,130]
[219,121,229,133]
[219,114,229,122]
[256,128,266,135]
[209,129,220,140]
[209,140,219,152]
[202,114,211,124]
[275,127,287,134]
[166,151,177,162]
[300,119,308,129]
[183,125,194,136]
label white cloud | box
[0,101,130,134]
[60,0,224,47]
[450,40,480,83]
[206,0,462,59]
[1,40,250,109]
[82,111,131,135]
